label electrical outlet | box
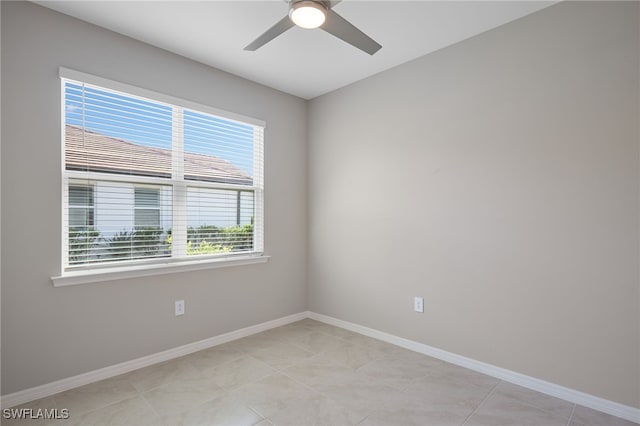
[175,300,185,316]
[414,296,424,313]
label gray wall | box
[1,1,307,395]
[308,1,639,408]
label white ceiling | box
[36,1,553,99]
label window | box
[61,69,265,273]
[134,187,161,229]
[68,184,94,228]
[67,183,97,266]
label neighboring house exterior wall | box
[94,182,173,236]
[186,187,254,229]
[70,181,254,237]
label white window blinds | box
[61,69,265,270]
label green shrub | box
[219,224,253,251]
[104,227,167,261]
[166,224,254,255]
[187,240,231,255]
[68,227,100,265]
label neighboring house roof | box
[65,125,252,185]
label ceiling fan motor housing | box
[289,0,328,29]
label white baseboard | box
[307,312,640,424]
[0,311,307,409]
[3,310,638,424]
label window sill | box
[51,255,270,287]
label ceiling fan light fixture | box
[289,1,327,29]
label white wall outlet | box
[175,300,185,316]
[414,296,424,313]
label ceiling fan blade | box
[244,15,295,51]
[321,9,381,55]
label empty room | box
[1,1,639,425]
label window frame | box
[53,68,268,286]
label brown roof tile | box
[65,125,252,185]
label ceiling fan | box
[244,0,382,55]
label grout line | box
[355,414,372,425]
[566,404,577,426]
[397,369,435,393]
[50,381,141,419]
[246,405,268,424]
[461,379,501,425]
[275,357,375,425]
[497,385,577,422]
[276,362,329,396]
[139,391,164,422]
[244,402,269,421]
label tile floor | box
[5,319,637,426]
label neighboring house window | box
[67,183,97,266]
[61,69,265,270]
[134,187,161,229]
[68,184,94,228]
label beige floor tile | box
[343,333,381,347]
[268,394,368,426]
[52,374,138,416]
[250,342,315,370]
[357,356,433,390]
[312,375,405,412]
[425,361,501,389]
[159,395,263,426]
[572,405,639,426]
[291,319,325,329]
[313,342,386,370]
[254,420,274,426]
[261,325,316,342]
[401,376,492,416]
[181,344,244,374]
[206,356,275,391]
[493,381,574,419]
[60,396,160,426]
[125,358,202,393]
[361,400,471,426]
[465,392,568,426]
[346,335,399,354]
[141,374,226,416]
[305,323,362,341]
[230,373,318,418]
[227,333,284,355]
[281,354,359,388]
[384,347,444,369]
[307,367,365,391]
[289,332,345,354]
